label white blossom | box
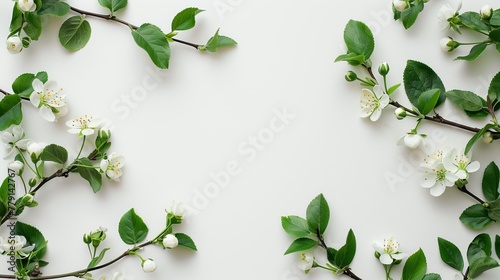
[297,252,314,271]
[27,142,44,158]
[98,272,124,280]
[360,85,389,122]
[0,236,35,258]
[373,236,407,265]
[66,115,102,137]
[9,160,24,175]
[1,125,30,158]
[442,149,480,180]
[100,153,125,181]
[393,0,409,12]
[163,234,178,249]
[437,2,462,31]
[440,37,456,52]
[30,79,67,122]
[397,133,427,150]
[6,36,23,54]
[420,149,460,196]
[169,201,185,218]
[142,259,157,273]
[18,0,36,12]
[480,5,493,19]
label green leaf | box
[468,257,499,278]
[171,7,204,31]
[403,60,446,108]
[284,237,317,255]
[10,5,22,33]
[343,20,374,61]
[387,83,401,95]
[422,274,442,280]
[23,12,42,41]
[0,94,23,131]
[59,16,92,51]
[460,204,494,229]
[87,248,109,269]
[327,247,338,265]
[455,43,488,61]
[38,0,70,16]
[334,52,365,66]
[12,72,47,98]
[175,233,197,251]
[15,221,47,258]
[417,89,440,115]
[490,30,500,43]
[465,109,489,118]
[488,72,500,103]
[495,235,500,259]
[40,144,68,164]
[75,158,102,193]
[98,0,128,13]
[281,216,310,238]
[0,177,10,216]
[467,234,491,266]
[445,90,485,112]
[201,29,237,52]
[486,198,500,221]
[402,249,427,280]
[491,10,500,26]
[437,237,463,271]
[118,208,149,245]
[306,193,330,235]
[401,1,424,29]
[496,44,500,54]
[465,123,496,155]
[334,229,356,269]
[459,12,490,32]
[131,23,170,69]
[483,162,500,201]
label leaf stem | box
[457,185,485,204]
[0,88,30,100]
[344,268,363,280]
[316,229,328,250]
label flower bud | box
[170,201,185,218]
[440,37,459,52]
[480,5,493,19]
[21,194,34,205]
[9,160,24,175]
[163,234,179,249]
[18,0,37,12]
[27,142,43,159]
[142,259,157,273]
[6,36,23,54]
[483,131,494,143]
[378,62,390,76]
[28,178,37,188]
[393,0,409,12]
[394,108,407,120]
[344,71,358,82]
[83,234,92,244]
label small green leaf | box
[455,43,488,61]
[327,247,338,266]
[401,1,424,29]
[175,233,197,251]
[281,216,310,238]
[0,94,23,131]
[403,60,446,108]
[343,20,374,61]
[483,162,500,201]
[12,71,48,98]
[23,13,42,41]
[459,12,490,32]
[284,237,317,255]
[59,16,92,51]
[445,90,485,112]
[200,29,237,52]
[488,72,500,103]
[468,257,499,278]
[387,83,401,95]
[460,204,494,230]
[0,177,10,211]
[417,89,440,116]
[15,221,47,258]
[87,248,109,269]
[9,5,22,33]
[486,198,500,221]
[38,0,70,16]
[131,23,170,69]
[465,109,489,118]
[334,52,365,66]
[465,124,496,155]
[334,229,356,269]
[437,237,463,271]
[75,158,102,193]
[402,248,427,280]
[171,7,204,31]
[422,274,442,280]
[306,193,330,235]
[40,144,68,164]
[118,208,149,245]
[98,0,128,13]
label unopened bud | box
[28,178,37,188]
[344,71,358,82]
[378,62,390,76]
[480,5,493,19]
[21,194,34,205]
[83,234,91,244]
[440,37,459,52]
[395,108,407,120]
[483,131,494,143]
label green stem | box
[15,147,38,177]
[75,136,86,160]
[458,40,491,46]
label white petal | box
[100,160,109,172]
[373,85,384,98]
[421,177,437,188]
[372,240,385,253]
[32,79,44,93]
[430,184,446,197]
[82,128,95,136]
[392,252,407,260]
[379,254,393,265]
[467,161,480,173]
[455,170,467,180]
[360,107,373,118]
[39,106,56,122]
[43,80,58,91]
[379,94,389,107]
[30,93,40,107]
[370,108,382,121]
[404,135,421,149]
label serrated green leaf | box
[401,1,424,29]
[334,52,365,66]
[488,72,500,103]
[465,109,489,118]
[0,94,23,131]
[455,43,487,61]
[284,237,317,255]
[281,216,310,238]
[175,233,197,251]
[403,60,446,108]
[343,20,374,61]
[171,7,204,31]
[438,237,463,271]
[118,208,149,245]
[417,89,440,116]
[483,162,500,201]
[402,249,427,280]
[468,234,492,266]
[422,274,442,280]
[131,23,170,69]
[460,204,494,229]
[486,198,500,221]
[10,5,22,33]
[12,71,48,98]
[23,12,42,41]
[98,0,127,13]
[59,16,92,51]
[468,257,499,278]
[465,123,496,155]
[41,144,68,164]
[306,193,330,235]
[75,158,102,193]
[445,90,485,112]
[201,29,237,52]
[15,221,47,258]
[459,12,490,32]
[490,30,500,43]
[38,0,70,16]
[491,10,500,26]
[334,229,356,269]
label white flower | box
[18,0,36,12]
[397,133,427,150]
[142,259,157,273]
[27,142,44,158]
[393,0,408,12]
[442,149,480,180]
[30,79,67,122]
[66,115,102,137]
[0,236,35,258]
[360,85,389,121]
[1,125,30,158]
[373,236,407,265]
[163,234,178,249]
[9,160,24,175]
[437,2,461,31]
[98,272,124,280]
[6,36,23,54]
[297,252,314,271]
[100,153,125,181]
[420,150,460,196]
[440,37,457,52]
[169,201,185,217]
[480,5,493,19]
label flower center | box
[436,169,447,181]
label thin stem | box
[75,136,86,160]
[463,266,469,280]
[16,148,38,176]
[344,268,363,280]
[316,229,328,250]
[458,185,486,204]
[0,88,30,100]
[69,6,200,49]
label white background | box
[1,0,500,279]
